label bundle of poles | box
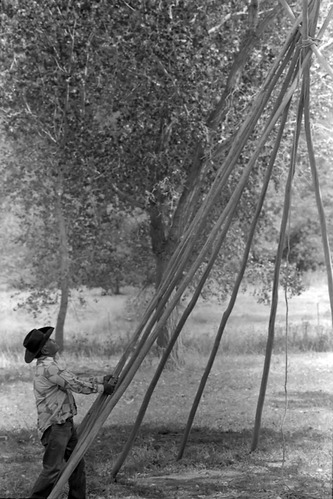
[48,1,333,497]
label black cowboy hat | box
[23,327,54,363]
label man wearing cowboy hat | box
[23,326,118,499]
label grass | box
[0,352,332,498]
[0,275,332,497]
[1,275,332,358]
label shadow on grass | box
[86,424,329,498]
[1,424,329,498]
[94,422,328,455]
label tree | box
[2,0,331,356]
[0,0,284,348]
[1,0,102,348]
[1,0,160,348]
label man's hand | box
[103,374,119,387]
[103,373,119,395]
[103,382,116,395]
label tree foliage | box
[1,0,332,337]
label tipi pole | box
[110,203,242,478]
[177,99,292,460]
[77,327,143,438]
[279,0,333,79]
[302,17,333,339]
[250,122,299,451]
[251,0,321,452]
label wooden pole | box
[250,142,297,451]
[250,80,305,452]
[110,204,240,478]
[251,0,320,452]
[302,15,333,340]
[279,0,333,78]
[178,96,294,459]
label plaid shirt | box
[33,356,104,437]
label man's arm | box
[46,363,105,394]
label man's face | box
[41,339,60,357]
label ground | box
[0,352,332,498]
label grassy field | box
[0,276,332,498]
[1,270,332,355]
[0,352,332,498]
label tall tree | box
[1,0,100,348]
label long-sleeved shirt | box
[33,356,105,437]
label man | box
[23,326,118,499]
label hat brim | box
[24,327,54,363]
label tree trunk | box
[54,47,72,351]
[113,276,121,295]
[147,200,182,365]
[54,189,70,351]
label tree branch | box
[109,183,145,210]
[206,4,283,130]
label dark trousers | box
[30,419,86,499]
